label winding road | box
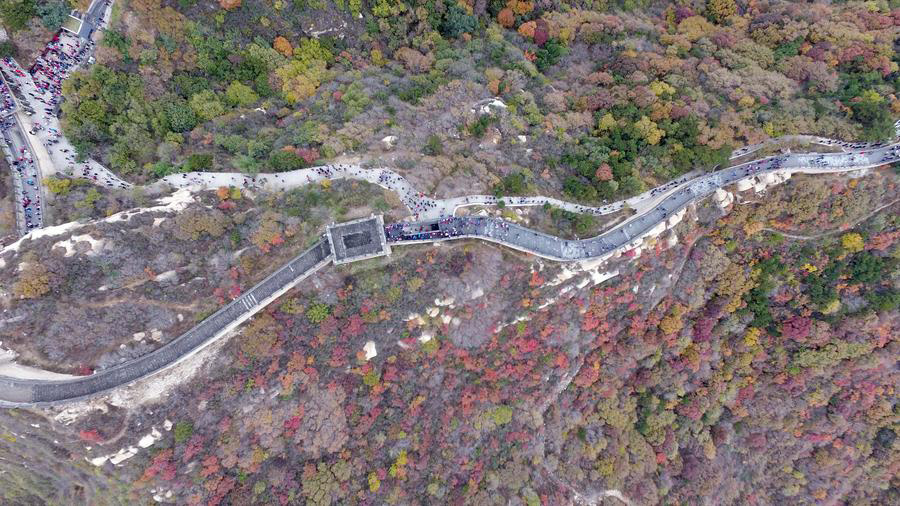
[0,139,897,407]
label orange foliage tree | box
[274,36,293,57]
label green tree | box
[36,0,69,30]
[563,177,598,201]
[183,153,213,172]
[0,0,36,32]
[850,91,894,141]
[165,102,197,133]
[224,81,259,107]
[441,4,477,38]
[849,252,884,284]
[188,90,225,122]
[0,40,16,57]
[341,81,371,120]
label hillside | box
[0,166,896,504]
[23,0,899,202]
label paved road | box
[0,113,45,233]
[76,0,110,40]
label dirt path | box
[78,295,201,313]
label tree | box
[678,15,714,42]
[36,0,68,30]
[273,36,292,57]
[0,0,36,32]
[850,91,894,141]
[0,40,16,57]
[44,177,74,195]
[423,134,443,156]
[635,115,665,145]
[849,252,884,284]
[340,81,370,119]
[275,59,328,104]
[841,233,864,253]
[563,177,598,201]
[441,4,477,38]
[165,101,197,133]
[189,90,225,122]
[240,313,279,359]
[224,81,259,107]
[173,208,230,240]
[497,7,514,28]
[597,113,616,132]
[183,153,213,172]
[706,0,736,24]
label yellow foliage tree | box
[275,59,328,103]
[597,112,616,131]
[649,80,675,97]
[512,0,533,14]
[706,0,736,24]
[370,48,386,66]
[634,115,665,145]
[44,177,74,195]
[743,221,763,236]
[659,304,685,335]
[841,233,864,253]
[743,327,761,347]
[240,313,278,359]
[678,16,715,42]
[13,260,50,299]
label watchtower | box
[325,214,391,265]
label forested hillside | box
[4,0,896,201]
[0,1,898,505]
[1,166,897,505]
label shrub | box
[183,153,213,172]
[306,302,331,324]
[423,134,443,156]
[174,421,193,444]
[269,149,305,172]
